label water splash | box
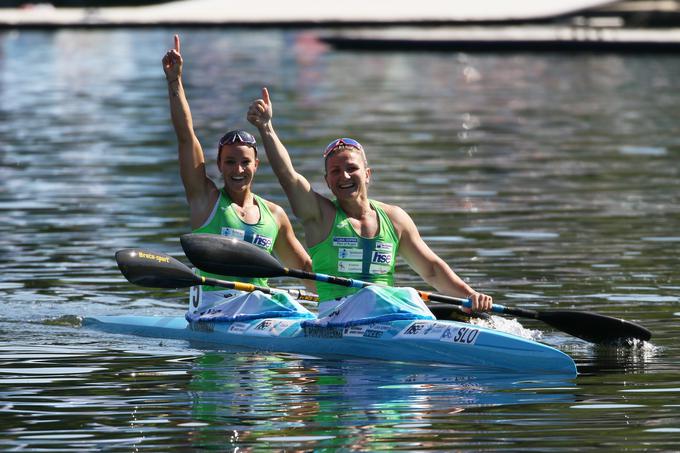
[471,315,542,341]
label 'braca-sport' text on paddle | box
[115,249,318,302]
[180,233,652,344]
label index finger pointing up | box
[262,87,270,106]
[174,34,181,53]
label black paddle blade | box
[536,310,652,344]
[115,249,200,289]
[180,233,286,278]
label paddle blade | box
[115,249,201,289]
[180,233,286,278]
[536,310,652,344]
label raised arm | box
[162,34,217,228]
[386,204,493,312]
[247,88,327,229]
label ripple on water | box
[641,236,680,242]
[492,231,560,240]
[619,146,667,156]
[590,294,679,303]
[477,249,515,257]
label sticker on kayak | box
[396,321,480,345]
[190,321,214,333]
[228,322,249,334]
[396,321,449,340]
[249,319,297,337]
[343,323,392,338]
[303,326,343,339]
[440,326,480,345]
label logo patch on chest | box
[338,248,363,260]
[333,237,359,248]
[375,242,393,252]
[371,251,392,265]
[252,234,273,249]
[338,261,363,273]
[221,227,245,240]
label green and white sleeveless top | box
[309,199,399,301]
[193,189,278,289]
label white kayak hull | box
[83,315,577,375]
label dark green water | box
[1,29,678,450]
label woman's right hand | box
[162,34,182,81]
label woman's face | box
[217,144,259,193]
[324,148,371,200]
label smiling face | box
[324,148,371,200]
[217,144,259,194]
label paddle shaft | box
[202,276,319,302]
[179,234,652,342]
[284,268,520,314]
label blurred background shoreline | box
[1,0,680,29]
[3,0,680,53]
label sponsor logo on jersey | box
[375,242,393,252]
[221,227,245,240]
[252,234,273,249]
[369,264,391,275]
[332,237,359,248]
[338,248,363,260]
[338,260,363,273]
[371,251,392,265]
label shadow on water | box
[574,341,660,375]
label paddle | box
[114,248,318,302]
[180,233,652,344]
[115,248,461,319]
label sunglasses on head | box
[218,130,257,149]
[323,138,364,158]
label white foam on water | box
[471,315,542,341]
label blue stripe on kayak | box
[186,310,315,323]
[301,312,434,328]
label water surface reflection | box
[1,28,679,450]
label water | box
[1,28,679,450]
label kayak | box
[83,314,577,375]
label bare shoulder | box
[261,197,282,213]
[261,198,291,226]
[375,201,413,231]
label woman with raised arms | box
[162,37,313,320]
[247,88,492,322]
